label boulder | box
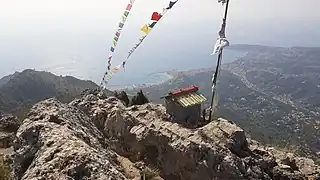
[0,114,20,133]
[0,132,14,148]
[0,114,20,148]
[12,98,127,180]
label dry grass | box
[141,166,161,180]
[0,155,11,180]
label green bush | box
[130,90,149,106]
[115,91,130,107]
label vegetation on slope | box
[0,69,100,117]
[0,155,11,180]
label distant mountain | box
[0,69,109,117]
[128,45,320,160]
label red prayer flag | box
[115,31,120,37]
[108,56,112,60]
[126,4,132,11]
[151,12,162,21]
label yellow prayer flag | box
[113,40,117,47]
[141,24,151,34]
[122,16,127,23]
[112,65,121,73]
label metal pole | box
[208,0,230,121]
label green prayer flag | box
[124,11,129,17]
[149,22,157,28]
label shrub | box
[130,90,149,106]
[115,91,130,107]
[141,166,161,180]
[0,156,11,180]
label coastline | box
[120,67,217,91]
[118,72,175,91]
[118,51,248,91]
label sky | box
[0,0,320,81]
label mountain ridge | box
[0,69,108,117]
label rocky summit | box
[0,114,20,149]
[10,90,320,180]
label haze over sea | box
[1,0,320,88]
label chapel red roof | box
[170,85,199,96]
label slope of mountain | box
[128,45,320,160]
[0,69,107,117]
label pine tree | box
[114,91,130,107]
[130,90,149,106]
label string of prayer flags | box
[124,0,180,63]
[101,0,180,87]
[100,0,136,88]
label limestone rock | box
[11,91,320,180]
[0,114,20,148]
[0,114,20,133]
[0,132,15,148]
[12,98,127,180]
[71,92,320,180]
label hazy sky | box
[0,0,320,81]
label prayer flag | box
[166,1,177,9]
[218,0,227,4]
[124,11,129,17]
[112,65,121,73]
[118,22,124,28]
[126,4,132,11]
[111,47,115,52]
[116,31,120,37]
[122,16,127,23]
[149,22,157,28]
[141,24,151,34]
[113,40,117,47]
[151,12,162,21]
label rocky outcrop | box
[11,91,320,179]
[12,98,127,180]
[70,92,320,180]
[0,114,20,148]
